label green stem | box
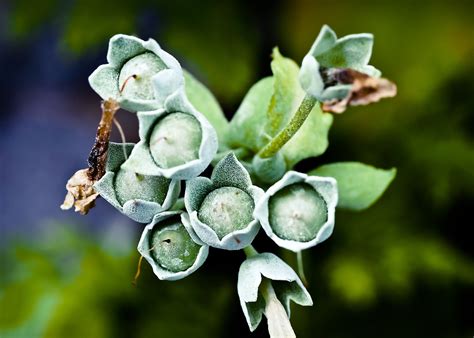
[296,251,308,286]
[258,94,317,159]
[243,245,258,258]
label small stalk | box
[258,95,317,159]
[243,245,258,258]
[113,117,129,161]
[296,251,308,286]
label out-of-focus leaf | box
[266,48,302,136]
[226,77,274,152]
[10,0,58,36]
[310,162,396,210]
[183,71,228,147]
[325,235,474,305]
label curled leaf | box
[60,168,99,215]
[321,68,397,113]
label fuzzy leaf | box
[107,34,146,67]
[266,48,302,136]
[184,177,214,211]
[310,162,396,211]
[211,153,252,190]
[88,65,120,102]
[105,142,134,172]
[266,49,333,167]
[308,24,337,56]
[183,71,228,146]
[316,33,374,70]
[226,77,274,152]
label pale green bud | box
[149,112,202,169]
[198,187,254,239]
[269,183,327,242]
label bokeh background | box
[1,0,473,337]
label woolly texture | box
[94,142,180,223]
[89,34,182,112]
[299,25,381,101]
[254,171,338,252]
[185,153,264,250]
[138,211,209,281]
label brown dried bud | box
[61,168,99,215]
[322,69,397,113]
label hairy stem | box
[258,95,317,159]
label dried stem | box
[87,99,120,181]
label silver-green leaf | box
[226,77,274,152]
[183,71,228,148]
[309,162,396,211]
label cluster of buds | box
[63,26,396,337]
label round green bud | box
[198,187,254,239]
[149,112,202,169]
[114,167,170,206]
[269,183,328,242]
[118,52,167,100]
[149,218,201,272]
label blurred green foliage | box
[11,0,260,103]
[0,224,233,337]
[4,0,474,337]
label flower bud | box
[298,25,380,102]
[114,168,170,206]
[138,212,208,280]
[269,183,327,242]
[149,218,201,272]
[149,112,202,168]
[118,52,167,101]
[237,252,312,333]
[198,186,255,239]
[254,171,338,252]
[185,153,264,250]
[88,34,182,112]
[94,143,180,223]
[120,82,218,180]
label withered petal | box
[61,168,99,215]
[322,69,397,113]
